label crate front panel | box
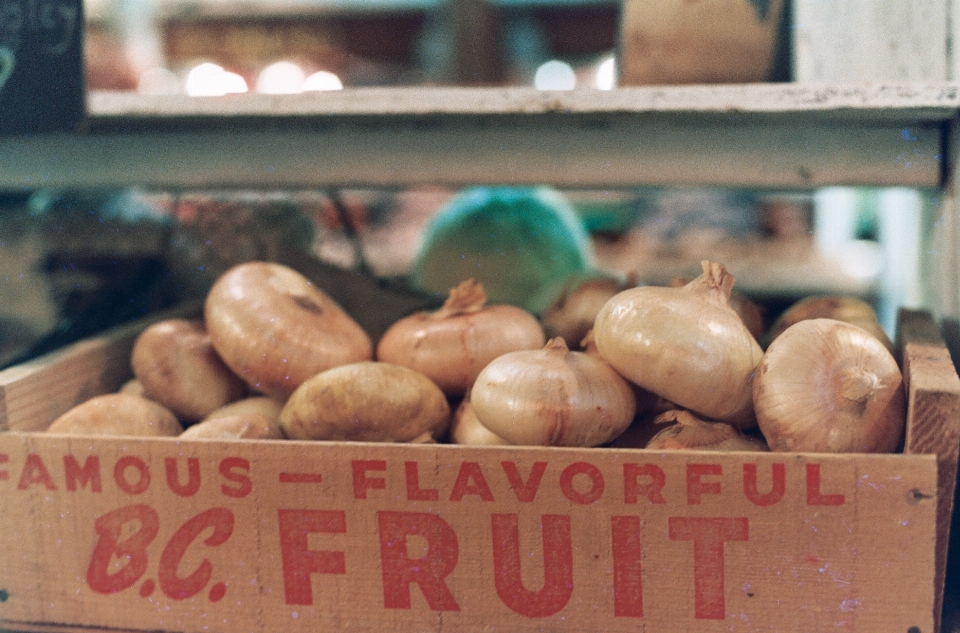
[0,435,937,633]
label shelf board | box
[0,83,956,191]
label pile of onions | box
[753,318,905,453]
[205,261,373,400]
[470,337,636,447]
[593,261,764,428]
[376,279,545,397]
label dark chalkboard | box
[0,0,84,135]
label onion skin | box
[593,261,764,428]
[671,276,766,342]
[47,393,183,437]
[581,328,660,417]
[645,410,769,451]
[205,261,373,400]
[450,396,511,446]
[180,414,284,440]
[471,337,637,447]
[753,318,906,454]
[131,318,247,421]
[376,279,545,397]
[279,361,451,442]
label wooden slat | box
[0,85,954,190]
[898,308,960,633]
[0,116,943,190]
[0,437,939,633]
[85,85,960,120]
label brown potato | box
[47,393,182,437]
[131,318,246,422]
[280,361,450,442]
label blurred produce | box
[409,186,595,315]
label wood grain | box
[899,308,960,633]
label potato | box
[47,393,182,437]
[131,318,246,422]
[280,361,450,442]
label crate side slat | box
[898,307,960,631]
[0,437,939,633]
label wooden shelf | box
[0,83,955,190]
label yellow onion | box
[205,261,373,400]
[48,393,183,437]
[376,279,544,397]
[593,261,763,428]
[280,361,450,442]
[541,275,628,350]
[763,294,894,352]
[131,318,247,422]
[645,410,769,451]
[449,395,511,446]
[754,318,905,453]
[470,337,636,447]
[671,276,766,341]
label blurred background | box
[0,0,935,376]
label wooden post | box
[792,0,949,82]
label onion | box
[763,294,894,352]
[541,275,628,349]
[753,318,905,453]
[581,328,660,416]
[593,260,763,428]
[376,279,545,397]
[470,337,636,447]
[449,395,511,446]
[670,276,766,341]
[47,393,183,437]
[279,361,450,442]
[131,318,247,421]
[645,410,769,451]
[205,261,373,400]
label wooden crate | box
[0,309,956,633]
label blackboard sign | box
[0,0,84,135]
